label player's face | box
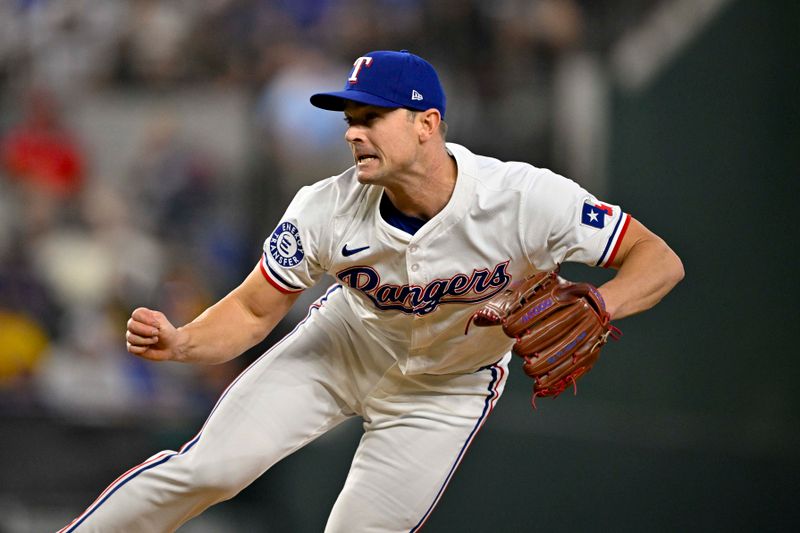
[343,103,420,185]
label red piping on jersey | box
[259,259,302,294]
[604,214,631,267]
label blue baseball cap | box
[310,50,446,118]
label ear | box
[417,109,441,142]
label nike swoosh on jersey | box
[342,244,370,257]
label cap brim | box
[310,90,403,112]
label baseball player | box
[61,50,683,532]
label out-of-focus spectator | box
[0,0,127,97]
[1,86,85,198]
[112,0,197,86]
[80,185,166,307]
[461,0,586,164]
[0,236,64,338]
[0,310,49,384]
[30,223,116,311]
[322,0,415,60]
[125,113,217,240]
[28,182,231,421]
[0,308,49,412]
[124,104,253,294]
[186,0,298,86]
[254,44,352,191]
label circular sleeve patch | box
[269,221,305,268]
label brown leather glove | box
[466,268,619,407]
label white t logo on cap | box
[348,56,374,84]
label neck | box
[383,147,457,220]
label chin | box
[355,168,382,184]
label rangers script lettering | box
[336,261,512,315]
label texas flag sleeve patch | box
[581,201,613,229]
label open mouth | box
[356,154,378,165]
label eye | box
[342,110,381,127]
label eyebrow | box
[344,108,384,121]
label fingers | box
[126,342,152,355]
[126,324,159,355]
[127,310,159,337]
[126,307,168,358]
[126,329,158,346]
[131,307,161,328]
[126,328,168,360]
[127,316,159,337]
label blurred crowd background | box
[0,0,796,532]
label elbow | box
[667,248,685,289]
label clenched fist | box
[126,307,181,361]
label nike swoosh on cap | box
[342,244,370,257]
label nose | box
[345,124,365,144]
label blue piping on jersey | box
[409,363,502,531]
[595,212,624,266]
[264,253,303,290]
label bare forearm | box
[170,266,300,365]
[173,295,279,364]
[126,266,300,365]
[599,232,684,320]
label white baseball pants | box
[60,286,509,532]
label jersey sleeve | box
[521,169,632,269]
[259,186,329,293]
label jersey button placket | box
[407,241,421,274]
[407,242,423,321]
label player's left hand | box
[466,268,620,407]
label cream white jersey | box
[260,142,631,375]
